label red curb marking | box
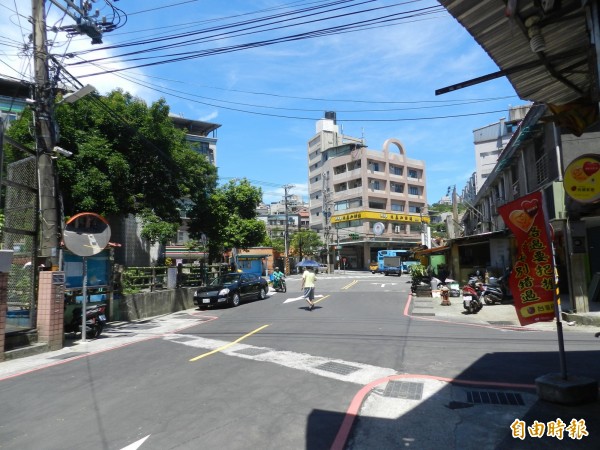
[331,373,535,450]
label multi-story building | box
[473,105,531,193]
[307,112,428,269]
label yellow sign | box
[564,154,600,203]
[331,210,430,225]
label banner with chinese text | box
[498,190,555,326]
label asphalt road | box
[1,272,599,449]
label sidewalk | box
[411,291,600,332]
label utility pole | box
[283,184,294,275]
[31,0,114,269]
[32,0,59,269]
[322,171,331,270]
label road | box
[1,272,599,449]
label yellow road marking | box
[189,324,270,361]
[313,294,330,305]
[342,280,358,290]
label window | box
[371,180,380,190]
[369,201,385,210]
[409,186,419,195]
[408,169,419,178]
[391,203,404,212]
[391,182,404,193]
[390,165,403,176]
[408,205,419,213]
[371,162,380,171]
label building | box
[473,105,531,193]
[440,0,600,314]
[307,112,428,269]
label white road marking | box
[283,294,325,304]
[120,435,150,450]
[371,283,398,288]
[167,335,396,384]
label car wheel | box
[230,292,241,307]
[258,287,268,300]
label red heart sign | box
[521,199,539,218]
[583,161,600,176]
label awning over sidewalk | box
[414,246,450,256]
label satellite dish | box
[373,222,385,236]
[63,212,111,257]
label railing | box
[119,263,230,293]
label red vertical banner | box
[498,191,555,326]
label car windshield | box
[210,273,240,286]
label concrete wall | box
[115,287,197,321]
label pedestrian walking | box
[301,267,317,310]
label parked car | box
[193,272,269,309]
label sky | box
[0,0,524,206]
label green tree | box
[6,89,217,242]
[190,178,266,260]
[290,230,323,260]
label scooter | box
[462,276,484,314]
[273,277,287,293]
[65,303,107,338]
[482,270,511,305]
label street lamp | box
[416,206,427,246]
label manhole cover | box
[466,390,524,406]
[233,347,270,356]
[316,361,360,376]
[383,381,424,400]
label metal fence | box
[2,155,38,332]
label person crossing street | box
[301,267,317,310]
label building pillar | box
[363,243,370,270]
[37,271,65,351]
[0,273,8,362]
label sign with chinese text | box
[498,191,555,326]
[563,154,600,204]
[331,210,430,225]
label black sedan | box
[193,272,269,309]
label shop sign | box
[331,210,430,224]
[498,191,555,326]
[563,154,600,204]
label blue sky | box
[1,0,523,205]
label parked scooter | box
[482,269,511,305]
[462,276,484,314]
[65,303,107,338]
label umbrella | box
[296,259,319,269]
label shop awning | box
[414,246,451,256]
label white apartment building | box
[307,112,428,269]
[473,104,531,193]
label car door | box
[239,274,252,300]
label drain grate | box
[383,381,424,400]
[48,352,88,360]
[233,347,270,356]
[466,390,524,406]
[316,361,360,376]
[126,324,158,330]
[488,321,515,326]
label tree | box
[189,178,266,261]
[289,230,323,260]
[6,89,217,242]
